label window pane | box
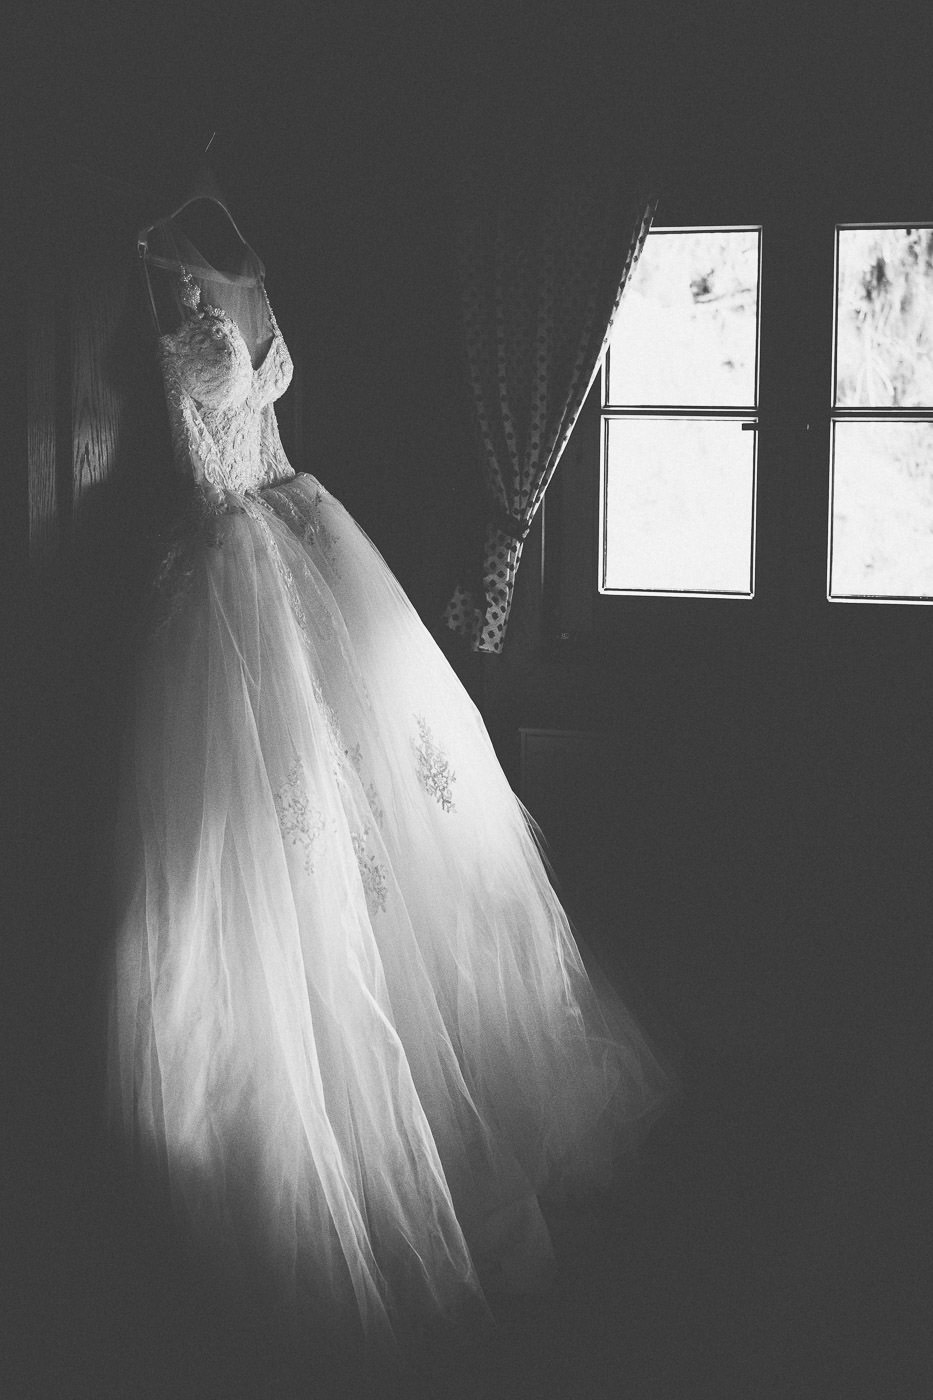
[829,419,933,598]
[835,227,933,408]
[607,229,760,407]
[602,418,755,594]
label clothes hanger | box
[136,133,250,258]
[136,133,271,342]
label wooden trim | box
[70,251,122,524]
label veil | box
[138,168,274,367]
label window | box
[547,215,933,635]
[828,225,933,603]
[599,226,762,598]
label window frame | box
[598,223,764,601]
[827,220,933,606]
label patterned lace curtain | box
[444,163,657,654]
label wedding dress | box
[108,200,672,1348]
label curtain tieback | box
[490,511,532,543]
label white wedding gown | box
[108,230,672,1347]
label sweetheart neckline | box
[165,303,278,377]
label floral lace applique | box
[157,294,295,499]
[148,538,197,636]
[274,758,327,875]
[366,780,385,829]
[306,488,341,577]
[245,499,312,638]
[263,485,341,579]
[351,823,388,914]
[147,484,235,635]
[262,485,309,541]
[414,716,456,813]
[159,352,227,492]
[249,493,346,650]
[258,413,297,490]
[312,681,363,777]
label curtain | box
[444,162,657,654]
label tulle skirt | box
[107,474,672,1347]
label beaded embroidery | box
[157,295,294,500]
[244,499,311,637]
[351,824,388,914]
[414,716,456,813]
[304,488,341,577]
[274,758,327,876]
[263,485,341,580]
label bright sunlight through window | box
[600,227,761,598]
[829,225,933,603]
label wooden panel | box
[26,176,125,558]
[69,246,125,522]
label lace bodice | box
[158,294,296,500]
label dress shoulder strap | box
[138,235,163,335]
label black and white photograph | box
[4,2,933,1396]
